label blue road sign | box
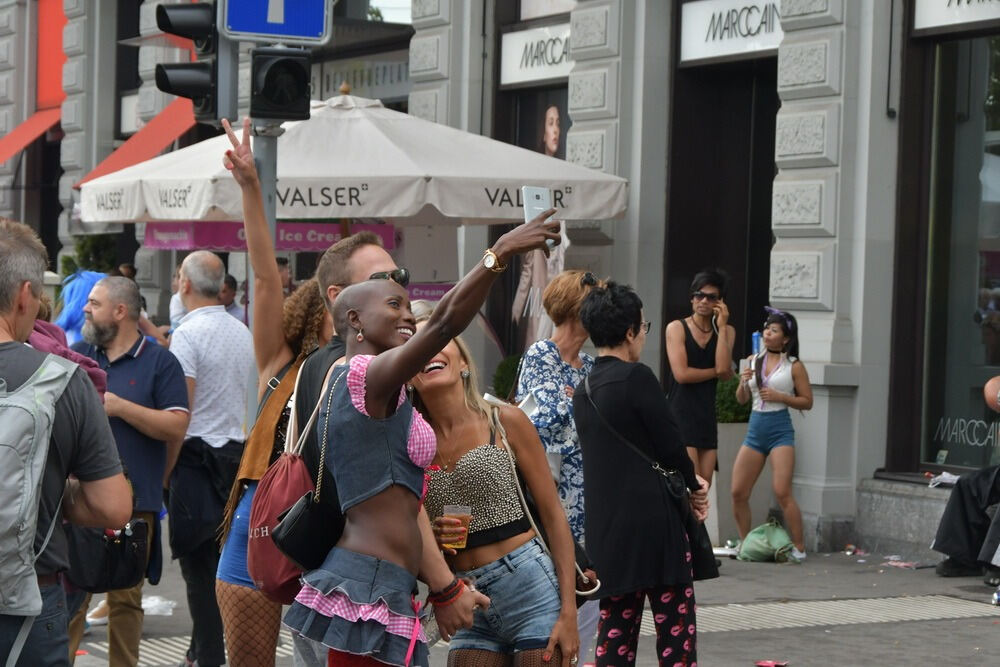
[221,0,331,45]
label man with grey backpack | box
[0,218,132,666]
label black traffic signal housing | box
[250,47,311,121]
[154,2,237,124]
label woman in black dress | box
[664,268,735,487]
[574,283,708,666]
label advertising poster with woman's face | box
[510,88,572,349]
[516,88,570,160]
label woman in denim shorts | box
[412,317,581,667]
[732,308,814,561]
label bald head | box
[332,279,407,336]
[181,251,225,299]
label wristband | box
[427,577,466,607]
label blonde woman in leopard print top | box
[411,317,580,667]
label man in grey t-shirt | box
[0,219,132,666]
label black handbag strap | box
[583,375,687,493]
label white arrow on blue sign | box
[221,0,332,46]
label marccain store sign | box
[680,0,783,65]
[500,23,573,86]
[914,0,1000,35]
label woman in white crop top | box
[732,308,813,560]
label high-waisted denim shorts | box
[744,409,796,455]
[450,537,562,654]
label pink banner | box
[407,283,454,302]
[143,221,396,252]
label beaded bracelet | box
[427,577,466,607]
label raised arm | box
[364,212,561,408]
[222,118,293,385]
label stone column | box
[0,0,29,222]
[566,0,671,371]
[772,0,899,549]
[59,0,119,264]
[408,0,497,371]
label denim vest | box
[319,365,423,511]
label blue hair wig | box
[55,270,106,345]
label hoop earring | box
[356,328,364,343]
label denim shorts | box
[450,537,562,653]
[744,409,796,455]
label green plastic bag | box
[737,518,795,562]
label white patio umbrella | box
[79,95,628,224]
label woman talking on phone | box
[665,269,735,487]
[732,307,813,560]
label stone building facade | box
[408,0,914,551]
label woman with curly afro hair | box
[214,117,334,666]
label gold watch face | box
[484,252,497,269]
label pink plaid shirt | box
[347,355,436,470]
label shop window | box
[921,36,1000,469]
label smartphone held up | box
[521,185,557,250]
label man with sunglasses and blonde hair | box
[665,268,736,488]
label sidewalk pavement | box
[74,535,1000,666]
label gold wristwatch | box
[482,249,507,273]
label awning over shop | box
[80,95,628,225]
[0,108,61,165]
[142,220,395,252]
[75,98,196,188]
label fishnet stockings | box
[447,647,563,667]
[215,580,282,667]
[448,649,512,667]
[515,647,563,667]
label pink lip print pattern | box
[594,586,696,666]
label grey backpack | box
[0,353,76,621]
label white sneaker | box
[790,547,807,562]
[86,599,109,626]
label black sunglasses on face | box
[691,291,720,302]
[369,268,410,287]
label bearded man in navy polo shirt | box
[68,276,190,666]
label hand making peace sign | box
[221,117,259,190]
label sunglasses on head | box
[580,272,598,287]
[691,291,720,302]
[369,268,410,287]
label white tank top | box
[748,352,797,412]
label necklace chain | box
[689,317,712,334]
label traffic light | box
[154,2,237,125]
[250,47,311,121]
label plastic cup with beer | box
[441,505,472,550]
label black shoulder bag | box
[583,376,719,582]
[66,519,149,593]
